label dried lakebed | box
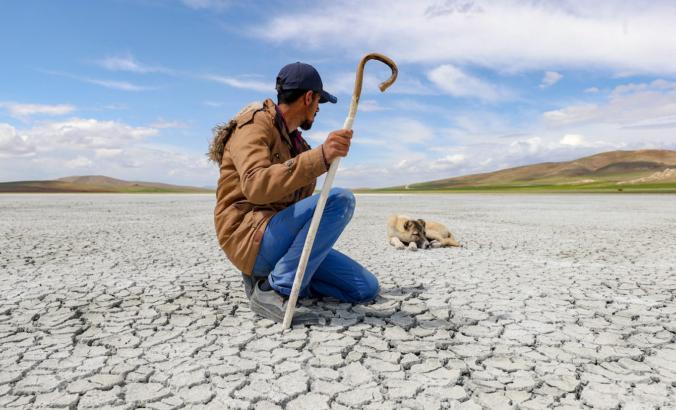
[1,193,675,409]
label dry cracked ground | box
[1,193,675,410]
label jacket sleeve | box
[229,121,327,205]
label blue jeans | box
[249,187,379,303]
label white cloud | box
[65,156,93,168]
[204,75,271,92]
[181,0,231,11]
[0,123,36,158]
[358,100,388,112]
[584,87,600,93]
[318,76,676,187]
[96,54,171,74]
[540,71,563,88]
[543,104,599,125]
[545,79,676,128]
[611,78,676,97]
[429,154,466,171]
[27,118,158,149]
[95,148,123,158]
[622,114,676,130]
[370,118,436,145]
[84,78,152,91]
[0,118,216,186]
[427,65,510,101]
[560,134,585,147]
[0,102,75,119]
[253,1,676,75]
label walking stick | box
[282,53,398,330]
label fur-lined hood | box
[208,101,264,164]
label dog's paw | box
[394,243,405,250]
[407,243,418,251]
[430,240,442,249]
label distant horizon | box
[2,147,674,191]
[2,1,676,188]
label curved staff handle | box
[343,53,398,130]
[282,53,398,330]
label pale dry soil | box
[1,193,675,410]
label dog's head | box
[403,218,429,249]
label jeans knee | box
[354,273,379,303]
[328,187,355,218]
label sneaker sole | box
[250,298,285,323]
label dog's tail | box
[441,237,461,247]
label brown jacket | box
[214,99,328,275]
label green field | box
[356,182,676,194]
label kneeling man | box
[211,62,379,325]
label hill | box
[0,175,214,193]
[380,149,676,192]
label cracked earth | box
[1,193,675,409]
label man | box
[211,62,379,325]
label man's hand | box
[322,129,353,165]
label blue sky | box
[1,0,676,188]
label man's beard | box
[300,118,314,131]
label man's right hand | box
[322,129,353,165]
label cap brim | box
[319,90,337,104]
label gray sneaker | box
[249,283,320,326]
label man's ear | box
[305,90,314,105]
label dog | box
[388,214,461,251]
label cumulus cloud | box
[539,71,563,88]
[0,102,75,120]
[26,118,158,150]
[427,65,511,101]
[0,118,216,186]
[560,134,585,146]
[325,75,676,187]
[0,123,36,158]
[253,0,676,75]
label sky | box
[1,0,676,188]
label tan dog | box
[388,214,461,251]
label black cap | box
[276,62,337,104]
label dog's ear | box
[418,219,426,227]
[404,220,411,230]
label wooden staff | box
[282,53,398,330]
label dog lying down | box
[388,214,461,251]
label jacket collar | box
[263,99,294,150]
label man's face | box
[300,92,321,131]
